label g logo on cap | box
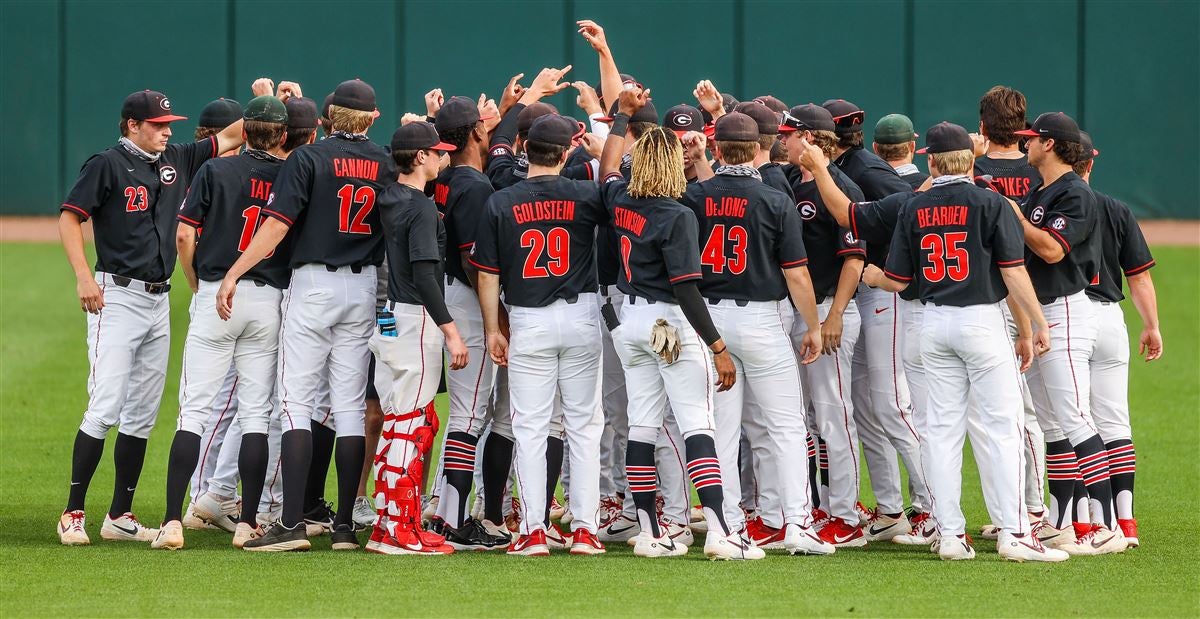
[672,116,690,127]
[1051,216,1066,231]
[798,201,817,220]
[160,98,172,111]
[1030,205,1045,224]
[159,166,177,185]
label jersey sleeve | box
[262,151,312,226]
[449,179,494,253]
[599,177,628,205]
[883,212,915,284]
[467,199,501,275]
[484,144,518,188]
[663,209,703,284]
[408,203,444,265]
[176,162,213,228]
[1115,202,1155,276]
[169,136,219,176]
[848,192,908,245]
[836,226,867,258]
[991,196,1026,268]
[776,200,808,269]
[562,160,596,182]
[1041,185,1094,254]
[60,155,111,220]
[860,164,911,199]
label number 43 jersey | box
[470,175,606,308]
[883,180,1025,307]
[263,134,396,269]
[177,150,293,289]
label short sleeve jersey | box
[847,191,920,301]
[974,155,1041,202]
[486,143,595,190]
[378,183,446,305]
[61,137,218,282]
[758,163,796,203]
[177,150,292,288]
[791,164,867,298]
[470,176,605,307]
[834,147,912,200]
[1086,190,1155,303]
[1019,172,1101,302]
[263,134,395,269]
[433,165,495,285]
[901,170,929,190]
[600,179,702,303]
[681,175,807,302]
[884,181,1025,306]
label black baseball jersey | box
[595,162,635,287]
[433,165,494,285]
[759,162,796,203]
[61,137,218,282]
[486,143,595,190]
[264,134,395,269]
[791,164,867,299]
[833,147,912,200]
[1086,190,1155,303]
[681,175,807,302]
[470,176,605,307]
[974,155,1041,202]
[884,181,1025,306]
[847,191,921,302]
[900,170,929,190]
[379,183,446,305]
[1020,172,1101,303]
[600,178,702,303]
[177,150,292,289]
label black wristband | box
[609,113,630,138]
[711,345,726,356]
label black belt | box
[626,295,657,305]
[111,275,170,294]
[560,295,579,304]
[814,294,827,304]
[326,265,365,274]
[707,298,750,307]
[239,278,268,287]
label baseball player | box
[678,112,833,556]
[472,114,609,556]
[153,95,301,550]
[972,86,1042,202]
[364,121,466,555]
[57,89,244,546]
[486,90,600,189]
[872,114,928,189]
[865,121,1067,563]
[219,78,393,552]
[1012,112,1127,555]
[599,89,760,561]
[1075,132,1161,548]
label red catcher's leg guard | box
[373,403,451,551]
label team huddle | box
[55,20,1162,562]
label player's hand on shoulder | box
[820,311,844,354]
[216,277,237,321]
[76,274,104,314]
[251,77,275,98]
[1140,327,1163,361]
[485,332,507,367]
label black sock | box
[1105,439,1136,520]
[67,431,105,512]
[334,436,365,527]
[807,433,820,510]
[305,422,336,511]
[238,432,269,526]
[684,433,729,536]
[441,431,478,527]
[109,433,148,518]
[281,429,313,528]
[163,431,202,523]
[626,440,660,538]
[1073,434,1116,529]
[1045,439,1078,528]
[481,433,514,523]
[544,436,565,527]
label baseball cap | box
[663,104,704,136]
[822,99,865,136]
[286,97,320,130]
[596,99,658,124]
[873,114,917,145]
[527,114,586,148]
[701,93,740,125]
[321,93,334,120]
[243,95,288,124]
[733,101,779,136]
[753,95,788,114]
[714,112,759,142]
[330,79,380,117]
[199,98,243,128]
[1015,112,1081,143]
[778,104,836,133]
[122,90,187,123]
[517,102,559,135]
[391,121,456,152]
[435,95,496,133]
[916,122,972,154]
[1079,131,1099,159]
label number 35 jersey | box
[470,175,605,308]
[177,150,292,289]
[263,134,396,269]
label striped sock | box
[807,434,821,510]
[626,440,660,538]
[684,434,729,536]
[440,432,477,528]
[1074,435,1116,529]
[1106,439,1136,521]
[1045,440,1079,529]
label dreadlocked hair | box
[628,127,686,199]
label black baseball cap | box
[243,96,288,124]
[286,97,320,130]
[391,121,456,152]
[435,95,496,133]
[663,104,704,136]
[822,99,865,136]
[199,98,242,128]
[122,90,187,123]
[916,122,972,154]
[596,99,658,125]
[779,104,836,133]
[714,112,759,142]
[594,73,640,103]
[1015,111,1081,144]
[1079,131,1099,159]
[321,93,334,120]
[527,114,585,148]
[518,102,559,135]
[330,79,380,117]
[733,101,779,136]
[753,95,788,114]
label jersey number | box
[619,234,633,283]
[124,186,148,212]
[336,184,375,235]
[238,206,274,258]
[520,228,570,278]
[920,232,969,282]
[700,224,748,274]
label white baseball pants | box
[1025,291,1100,444]
[1089,300,1132,442]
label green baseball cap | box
[243,95,288,124]
[874,113,917,145]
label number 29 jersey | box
[263,134,396,269]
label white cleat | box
[58,510,90,546]
[1063,525,1128,556]
[599,514,641,544]
[704,531,766,561]
[480,518,512,542]
[662,520,695,548]
[101,513,158,542]
[1033,521,1076,548]
[998,532,1070,563]
[257,507,281,528]
[549,497,566,521]
[352,496,376,530]
[865,512,912,542]
[182,503,216,531]
[151,520,185,550]
[979,524,1001,540]
[421,496,440,521]
[937,534,976,560]
[633,533,688,558]
[545,523,569,550]
[193,492,240,533]
[783,523,835,556]
[232,522,263,549]
[894,514,938,546]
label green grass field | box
[1,242,1197,618]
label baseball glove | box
[649,318,681,364]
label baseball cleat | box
[559,498,574,526]
[817,517,867,548]
[257,507,281,528]
[507,529,551,556]
[1032,521,1076,548]
[365,526,454,555]
[330,523,361,550]
[232,522,262,549]
[438,517,510,551]
[1118,518,1139,548]
[1063,524,1128,556]
[545,523,569,550]
[480,518,512,542]
[550,497,566,521]
[746,517,786,549]
[504,498,522,533]
[633,533,688,558]
[894,512,938,546]
[569,529,607,555]
[599,514,641,543]
[352,496,376,530]
[938,534,976,560]
[810,508,831,532]
[783,523,835,556]
[469,495,485,522]
[856,502,873,526]
[689,504,705,523]
[979,524,1001,540]
[150,520,184,550]
[182,503,216,531]
[301,501,335,537]
[597,495,623,527]
[865,512,912,541]
[662,519,695,548]
[193,492,241,533]
[58,510,90,546]
[101,512,158,542]
[998,533,1070,563]
[421,495,439,521]
[242,521,310,552]
[704,530,766,561]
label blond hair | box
[715,140,758,166]
[810,130,839,160]
[874,141,913,163]
[327,104,374,134]
[929,149,974,176]
[629,127,686,199]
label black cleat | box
[242,522,311,552]
[442,517,510,551]
[330,523,360,550]
[303,501,335,536]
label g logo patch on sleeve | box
[159,166,177,184]
[798,201,817,220]
[1030,205,1045,224]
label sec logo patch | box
[1030,205,1045,224]
[159,166,177,184]
[844,231,857,244]
[798,201,817,220]
[491,146,509,157]
[1051,216,1066,230]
